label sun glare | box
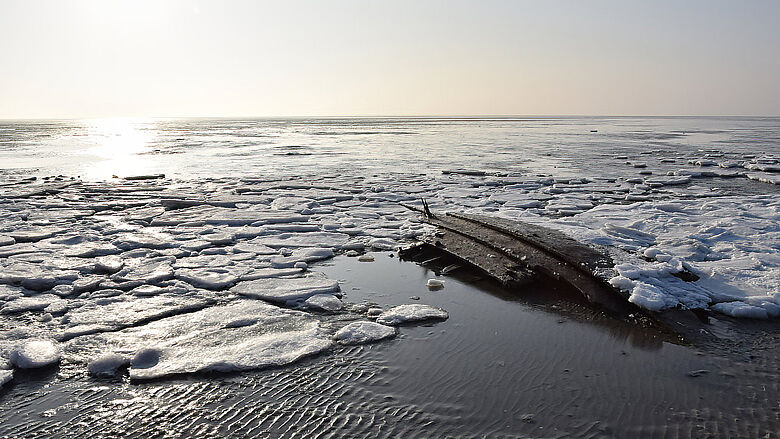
[81,118,157,179]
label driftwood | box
[401,203,637,317]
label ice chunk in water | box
[112,258,174,284]
[711,302,770,319]
[375,304,449,326]
[0,369,12,387]
[95,255,124,274]
[426,279,445,290]
[10,339,61,368]
[269,247,334,268]
[1,294,64,314]
[88,353,130,377]
[240,267,304,280]
[368,237,397,250]
[333,321,397,345]
[303,294,343,312]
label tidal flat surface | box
[0,117,778,437]
[1,254,777,438]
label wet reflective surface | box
[2,254,776,438]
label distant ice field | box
[1,116,778,181]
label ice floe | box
[375,304,450,326]
[60,294,216,340]
[10,339,61,368]
[231,275,340,305]
[0,369,12,387]
[528,195,779,316]
[333,321,397,345]
[302,294,343,312]
[87,353,130,377]
[65,301,332,380]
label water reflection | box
[323,253,673,351]
[79,118,157,180]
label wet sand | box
[2,254,777,438]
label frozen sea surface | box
[0,117,779,437]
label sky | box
[0,0,778,118]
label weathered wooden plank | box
[401,203,637,316]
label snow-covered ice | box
[376,304,450,326]
[303,294,343,312]
[10,339,61,368]
[65,301,333,380]
[525,195,779,317]
[333,321,397,345]
[231,275,340,305]
[87,353,130,377]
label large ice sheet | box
[532,195,779,317]
[65,300,332,380]
[60,294,216,340]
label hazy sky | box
[1,0,778,118]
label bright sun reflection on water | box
[81,118,157,180]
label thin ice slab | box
[375,304,449,326]
[333,321,397,345]
[65,300,332,380]
[60,294,216,340]
[231,274,340,305]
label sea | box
[1,116,778,181]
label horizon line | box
[1,114,780,122]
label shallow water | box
[2,254,776,438]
